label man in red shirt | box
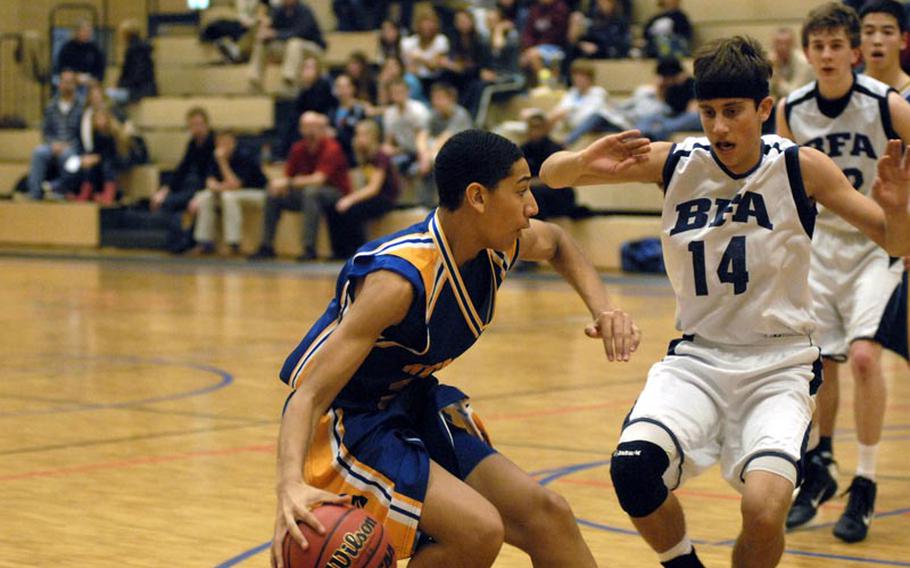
[250,112,350,261]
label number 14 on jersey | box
[687,236,750,296]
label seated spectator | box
[328,73,369,165]
[27,69,84,200]
[188,130,268,256]
[109,19,157,103]
[331,120,400,258]
[250,112,351,261]
[642,0,692,58]
[441,9,489,115]
[634,56,700,140]
[344,51,379,106]
[401,10,450,95]
[496,0,526,31]
[332,0,387,31]
[382,77,430,179]
[770,27,813,101]
[519,0,570,85]
[474,6,525,127]
[566,0,630,66]
[378,19,404,63]
[280,55,337,158]
[73,107,126,204]
[55,20,105,87]
[520,110,574,219]
[415,81,473,206]
[150,107,216,253]
[548,60,628,146]
[200,0,264,63]
[377,56,426,108]
[248,0,326,91]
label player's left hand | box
[585,309,641,362]
[872,139,910,213]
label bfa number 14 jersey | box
[785,73,897,234]
[661,136,818,345]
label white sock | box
[855,443,878,480]
[658,536,693,562]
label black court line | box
[0,419,275,457]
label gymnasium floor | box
[0,252,907,567]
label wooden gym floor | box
[0,253,907,567]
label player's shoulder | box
[855,73,893,99]
[785,81,817,106]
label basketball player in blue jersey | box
[541,36,910,568]
[269,129,642,568]
[776,2,910,542]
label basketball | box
[282,505,396,568]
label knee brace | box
[610,440,671,518]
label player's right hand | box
[271,480,351,568]
[585,309,641,362]
[580,130,652,176]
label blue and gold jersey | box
[279,209,520,408]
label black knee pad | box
[610,440,671,518]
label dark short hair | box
[430,81,457,97]
[693,36,771,104]
[802,2,861,48]
[186,106,210,123]
[656,56,683,77]
[435,130,524,210]
[860,0,908,34]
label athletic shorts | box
[620,335,822,493]
[810,229,907,361]
[298,378,495,559]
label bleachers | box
[0,201,99,247]
[133,96,274,131]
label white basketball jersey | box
[785,74,897,234]
[661,136,817,344]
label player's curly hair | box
[434,129,524,211]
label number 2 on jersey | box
[687,236,749,296]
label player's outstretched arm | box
[271,271,413,568]
[540,130,668,188]
[802,143,910,256]
[519,219,641,362]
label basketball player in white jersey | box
[861,0,910,100]
[777,2,910,542]
[541,36,910,568]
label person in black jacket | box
[248,0,326,90]
[55,20,105,86]
[520,110,574,219]
[113,19,157,103]
[642,0,692,58]
[151,107,215,252]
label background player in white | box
[861,0,910,99]
[542,36,910,568]
[777,2,910,542]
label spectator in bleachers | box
[401,10,450,94]
[415,81,473,206]
[250,112,351,261]
[73,107,126,204]
[519,0,570,85]
[248,0,326,91]
[642,0,692,58]
[331,120,400,258]
[27,70,84,201]
[634,55,700,140]
[109,19,157,104]
[328,74,369,165]
[379,19,404,63]
[332,0,387,31]
[381,77,431,178]
[441,9,489,117]
[549,60,629,146]
[566,0,630,66]
[151,107,215,253]
[520,110,575,219]
[280,55,336,158]
[200,0,265,63]
[769,27,814,101]
[496,0,527,31]
[473,6,525,127]
[188,129,268,256]
[56,20,105,87]
[344,51,379,106]
[377,56,426,108]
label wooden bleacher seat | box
[155,65,285,96]
[696,21,802,51]
[0,162,27,197]
[323,31,381,67]
[118,165,160,203]
[0,129,42,162]
[574,182,663,214]
[590,59,692,97]
[152,35,220,66]
[553,215,662,271]
[142,130,191,169]
[0,201,99,247]
[134,96,274,131]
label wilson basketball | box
[282,504,396,568]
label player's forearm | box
[549,225,616,316]
[540,150,586,189]
[884,209,910,256]
[276,389,321,486]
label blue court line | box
[214,542,270,568]
[0,354,233,418]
